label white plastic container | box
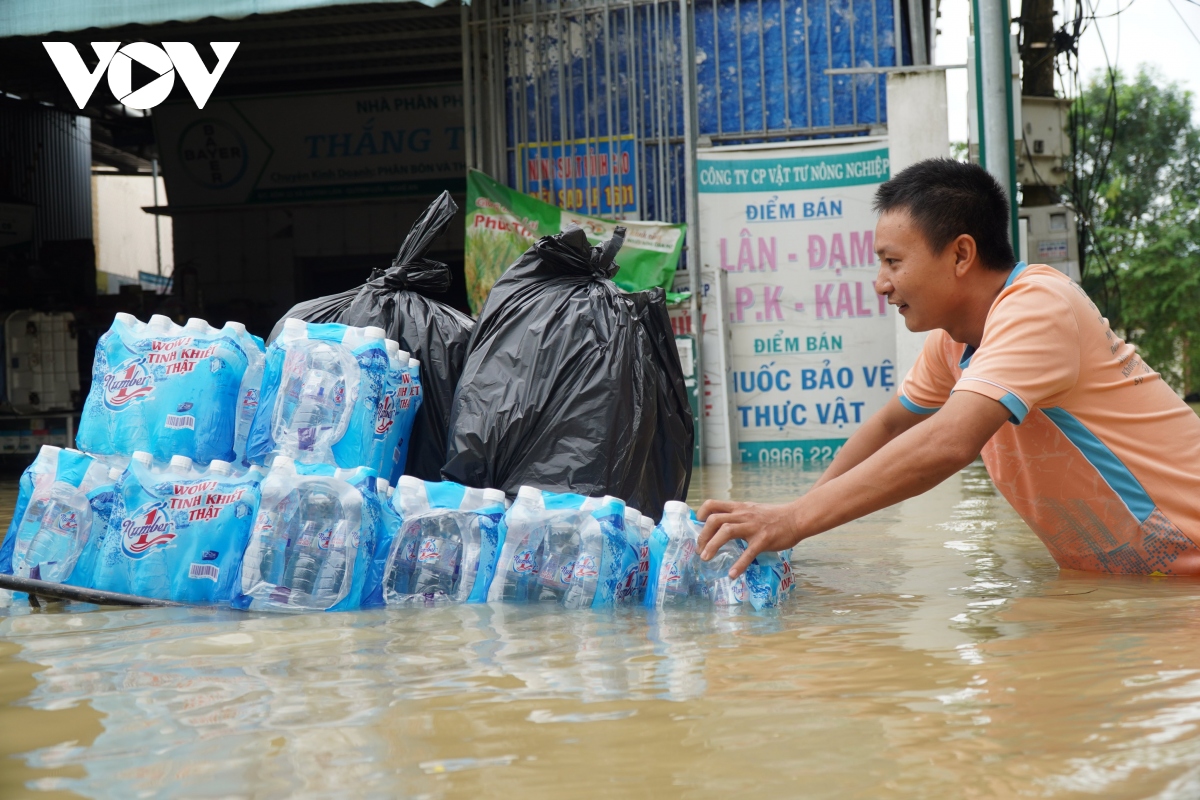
[3,310,79,413]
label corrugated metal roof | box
[0,0,455,39]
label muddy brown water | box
[3,463,1200,799]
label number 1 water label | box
[361,477,402,608]
[364,344,423,486]
[697,140,897,464]
[90,456,265,603]
[80,315,256,462]
[78,314,263,465]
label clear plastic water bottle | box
[412,514,463,598]
[658,501,701,608]
[385,518,421,596]
[17,490,91,582]
[315,522,349,600]
[493,486,545,602]
[695,541,747,606]
[282,489,340,603]
[561,517,604,610]
[637,514,654,600]
[250,507,288,586]
[274,321,352,456]
[535,519,581,603]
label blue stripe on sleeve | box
[899,395,940,415]
[998,392,1028,424]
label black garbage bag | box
[269,191,474,481]
[442,224,693,516]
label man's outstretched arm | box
[810,395,928,490]
[697,390,1012,578]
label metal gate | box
[461,0,914,227]
[462,0,692,228]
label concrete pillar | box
[885,69,950,381]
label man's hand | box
[697,499,804,579]
[694,390,1012,579]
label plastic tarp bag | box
[490,487,639,609]
[381,477,506,606]
[77,314,264,465]
[442,225,693,516]
[91,454,264,603]
[237,458,380,613]
[246,321,418,476]
[0,446,112,588]
[644,501,794,611]
[269,192,473,483]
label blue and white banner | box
[517,135,639,218]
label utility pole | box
[1019,0,1059,206]
[971,0,1019,246]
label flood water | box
[4,463,1200,798]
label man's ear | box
[951,234,978,278]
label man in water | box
[699,158,1200,577]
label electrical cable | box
[1167,0,1200,46]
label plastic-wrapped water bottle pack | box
[490,487,641,609]
[645,501,795,611]
[246,320,422,481]
[3,311,787,614]
[382,477,506,605]
[77,314,266,465]
[89,452,265,603]
[236,457,380,612]
[0,446,114,585]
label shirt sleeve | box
[954,278,1081,423]
[898,330,959,415]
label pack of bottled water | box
[77,314,266,465]
[364,343,422,485]
[236,456,379,612]
[0,446,114,588]
[89,452,264,603]
[381,477,506,605]
[361,477,398,608]
[489,488,639,609]
[636,513,654,600]
[245,320,421,478]
[644,501,795,610]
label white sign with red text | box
[697,138,896,464]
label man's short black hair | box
[873,158,1015,270]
